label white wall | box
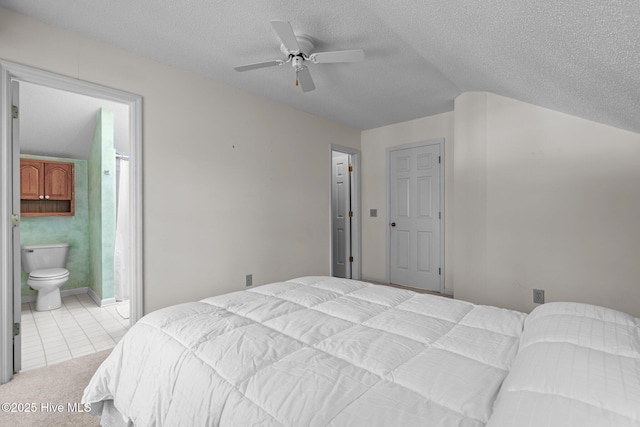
[360,112,454,292]
[4,7,638,318]
[454,92,640,317]
[0,8,360,313]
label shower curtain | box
[114,158,130,301]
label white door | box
[389,143,441,291]
[12,80,22,372]
[331,152,351,278]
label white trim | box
[0,60,144,383]
[21,286,91,304]
[386,138,445,293]
[87,287,100,306]
[129,93,144,325]
[88,287,117,308]
[361,275,387,284]
[0,59,13,384]
[330,144,361,280]
[61,287,90,297]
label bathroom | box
[18,82,131,370]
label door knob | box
[390,222,396,227]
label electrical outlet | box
[245,274,252,287]
[370,209,377,217]
[533,289,545,304]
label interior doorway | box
[387,139,444,292]
[0,60,143,383]
[330,145,360,280]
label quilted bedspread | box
[82,276,526,426]
[487,302,640,427]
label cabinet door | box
[20,159,44,200]
[44,162,73,200]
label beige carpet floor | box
[0,350,111,427]
[372,280,453,298]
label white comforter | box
[83,276,526,426]
[487,302,640,427]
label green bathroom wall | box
[88,108,116,301]
[20,155,90,296]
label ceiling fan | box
[234,21,365,93]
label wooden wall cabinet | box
[20,159,75,216]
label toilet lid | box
[30,268,69,279]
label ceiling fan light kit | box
[234,20,365,93]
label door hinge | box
[348,165,353,172]
[438,268,441,275]
[11,214,20,228]
[349,256,354,263]
[438,156,441,164]
[348,211,353,217]
[439,212,441,220]
[13,323,20,336]
[12,105,18,119]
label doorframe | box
[0,60,144,383]
[330,144,361,280]
[386,138,445,292]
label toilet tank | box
[21,243,70,273]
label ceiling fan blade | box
[271,20,301,53]
[310,49,365,64]
[296,66,315,92]
[234,60,283,72]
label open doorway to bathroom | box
[0,61,143,381]
[17,82,131,371]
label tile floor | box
[20,294,130,371]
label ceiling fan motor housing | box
[280,34,314,57]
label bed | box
[487,302,640,427]
[82,276,640,426]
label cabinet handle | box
[45,195,50,199]
[39,195,44,199]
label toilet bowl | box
[21,243,71,312]
[27,268,70,311]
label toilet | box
[21,243,71,311]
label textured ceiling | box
[2,0,639,134]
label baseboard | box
[362,275,454,298]
[21,286,89,304]
[22,294,35,304]
[22,286,117,307]
[87,287,116,307]
[360,275,387,285]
